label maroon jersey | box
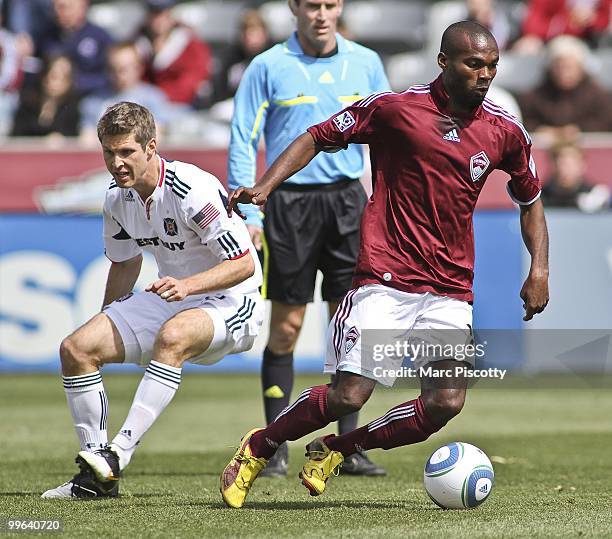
[307,76,541,302]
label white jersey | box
[103,156,262,296]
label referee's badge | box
[345,326,360,354]
[163,217,178,236]
[333,110,356,132]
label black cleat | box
[259,442,288,478]
[340,451,387,476]
[41,456,119,499]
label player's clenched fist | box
[146,277,189,302]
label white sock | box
[63,371,108,451]
[111,360,181,470]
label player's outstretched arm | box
[102,254,143,309]
[227,132,319,216]
[147,253,255,302]
[518,199,549,321]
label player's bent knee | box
[59,335,93,371]
[155,323,188,356]
[422,391,465,425]
[268,321,302,354]
[328,387,367,417]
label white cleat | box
[41,481,82,499]
[41,456,120,499]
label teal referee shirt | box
[228,32,389,226]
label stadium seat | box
[173,1,246,45]
[343,1,427,54]
[259,1,295,42]
[385,52,438,91]
[88,1,146,41]
[592,49,612,90]
[492,52,545,93]
[427,0,525,52]
[425,1,465,52]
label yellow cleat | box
[220,428,268,508]
[299,436,344,496]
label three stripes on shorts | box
[226,296,256,334]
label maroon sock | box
[250,385,337,459]
[325,396,440,457]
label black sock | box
[262,347,294,424]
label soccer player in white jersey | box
[42,101,264,499]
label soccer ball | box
[423,442,494,509]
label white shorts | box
[324,284,473,387]
[104,290,264,367]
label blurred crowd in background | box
[0,0,611,209]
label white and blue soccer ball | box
[423,442,494,509]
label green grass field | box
[1,373,611,538]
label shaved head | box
[437,21,500,113]
[440,20,497,58]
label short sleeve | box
[184,180,252,262]
[103,203,141,262]
[499,131,542,205]
[370,53,390,93]
[307,92,387,151]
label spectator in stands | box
[518,36,612,138]
[213,9,271,104]
[136,0,212,106]
[1,10,24,83]
[11,54,79,137]
[2,0,53,54]
[36,0,113,97]
[513,0,611,53]
[542,139,610,211]
[336,17,353,40]
[79,42,173,143]
[0,7,23,135]
[465,0,513,50]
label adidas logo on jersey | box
[124,190,134,201]
[443,128,460,142]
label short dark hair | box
[440,20,496,56]
[97,101,156,149]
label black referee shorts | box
[262,178,367,305]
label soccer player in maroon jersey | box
[220,20,549,508]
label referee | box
[228,0,389,477]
